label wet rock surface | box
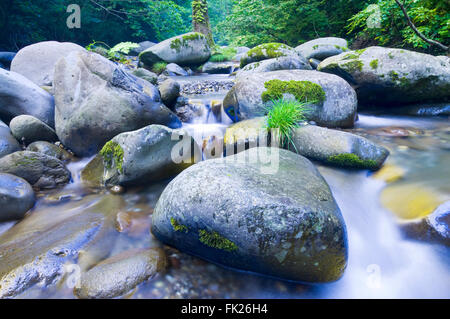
[74,248,167,299]
[9,115,58,145]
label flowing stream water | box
[0,73,449,299]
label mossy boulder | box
[139,32,211,68]
[239,43,299,68]
[237,56,311,78]
[81,124,200,187]
[295,37,348,60]
[152,147,348,283]
[291,125,389,170]
[318,46,450,106]
[223,70,357,128]
[0,151,71,189]
[53,50,181,156]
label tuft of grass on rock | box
[209,46,237,62]
[151,62,168,74]
[265,98,310,150]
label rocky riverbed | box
[0,35,449,299]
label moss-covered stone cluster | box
[327,153,378,170]
[198,229,238,252]
[261,79,326,104]
[100,141,124,173]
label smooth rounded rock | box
[10,41,85,86]
[0,151,71,189]
[0,68,55,126]
[152,147,348,283]
[9,115,58,145]
[0,173,35,221]
[74,248,167,299]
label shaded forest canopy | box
[0,0,448,53]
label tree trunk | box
[192,0,215,48]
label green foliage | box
[100,141,124,174]
[198,229,238,251]
[219,0,367,47]
[327,153,378,170]
[87,41,139,64]
[265,99,309,149]
[151,62,168,74]
[347,0,449,53]
[0,0,192,51]
[209,46,237,62]
[261,79,325,104]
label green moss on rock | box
[198,229,237,252]
[100,141,124,173]
[342,60,364,72]
[327,153,378,170]
[171,218,189,233]
[170,33,204,52]
[261,79,325,104]
[240,43,290,68]
[370,59,379,69]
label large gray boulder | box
[237,56,312,78]
[81,125,200,187]
[152,147,348,283]
[239,43,299,68]
[223,70,357,128]
[0,151,71,189]
[0,68,55,126]
[0,173,35,221]
[295,37,348,60]
[53,50,181,156]
[74,248,167,299]
[139,32,211,67]
[291,124,389,170]
[0,120,21,159]
[10,115,58,145]
[10,41,85,86]
[318,46,450,106]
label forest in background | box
[0,0,448,54]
